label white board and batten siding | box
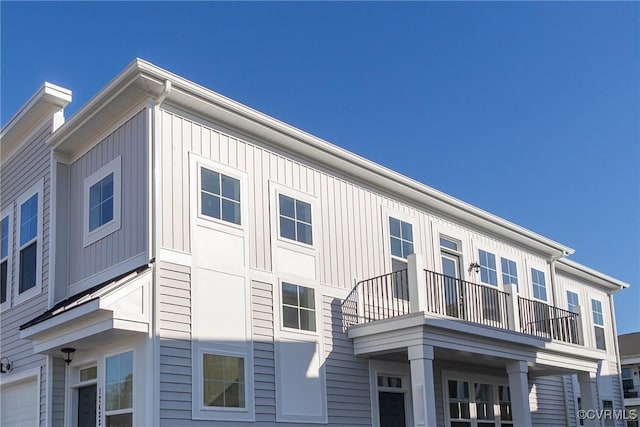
[157,107,553,294]
[0,120,53,426]
[64,109,148,295]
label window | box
[577,397,584,426]
[201,167,241,225]
[18,191,41,294]
[591,299,606,350]
[440,237,459,252]
[105,351,133,427]
[279,194,312,245]
[89,173,114,232]
[478,250,498,286]
[0,214,10,306]
[84,157,121,246]
[80,366,97,382]
[203,354,245,408]
[281,283,316,332]
[446,378,512,427]
[602,400,614,426]
[531,268,547,301]
[389,217,413,259]
[622,368,636,398]
[567,291,579,313]
[389,217,413,299]
[501,258,518,289]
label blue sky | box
[2,2,638,333]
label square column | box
[408,344,437,427]
[578,371,600,427]
[506,361,533,427]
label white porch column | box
[407,254,427,313]
[506,360,532,427]
[408,344,437,427]
[577,371,600,427]
[504,283,520,332]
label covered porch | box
[348,313,604,427]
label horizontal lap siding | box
[67,109,148,286]
[51,356,66,427]
[323,295,372,426]
[531,376,568,427]
[0,121,52,426]
[252,281,276,422]
[158,261,192,423]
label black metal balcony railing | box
[343,268,582,346]
[623,386,640,399]
[517,296,582,344]
[424,270,510,329]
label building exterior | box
[619,333,640,427]
[0,59,631,427]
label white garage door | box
[1,378,38,427]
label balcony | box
[343,255,582,346]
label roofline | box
[556,258,630,291]
[48,58,575,257]
[1,82,72,136]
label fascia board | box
[141,61,575,258]
[19,299,103,340]
[45,57,574,257]
[556,258,630,291]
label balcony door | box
[440,237,464,319]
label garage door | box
[1,378,38,427]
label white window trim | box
[369,360,413,427]
[382,207,418,273]
[193,156,248,236]
[104,348,134,426]
[0,206,13,311]
[530,267,549,303]
[194,348,255,421]
[269,181,320,256]
[83,156,122,247]
[476,247,499,287]
[431,222,471,282]
[15,180,43,305]
[442,370,513,427]
[276,191,316,249]
[278,279,319,337]
[591,297,607,351]
[499,256,520,292]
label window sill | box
[83,219,120,248]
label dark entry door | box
[379,391,406,427]
[78,384,97,427]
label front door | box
[77,384,97,427]
[379,391,406,427]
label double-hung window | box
[84,157,121,246]
[17,183,42,300]
[531,268,547,301]
[591,299,606,350]
[201,167,241,225]
[567,291,579,313]
[500,258,518,289]
[279,194,312,245]
[281,282,316,332]
[0,213,10,306]
[478,250,501,322]
[389,217,413,300]
[105,351,133,426]
[478,250,498,286]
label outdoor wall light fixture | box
[0,356,11,373]
[468,262,481,274]
[61,348,76,365]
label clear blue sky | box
[2,2,638,333]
